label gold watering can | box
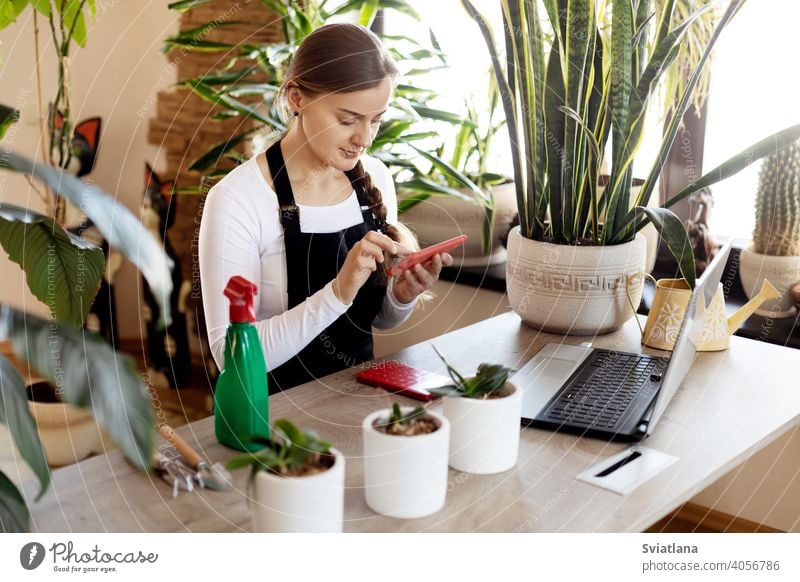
[641,278,780,351]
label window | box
[702,0,800,240]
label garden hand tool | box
[152,451,195,498]
[159,424,233,491]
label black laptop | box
[513,238,733,442]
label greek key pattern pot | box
[506,228,646,335]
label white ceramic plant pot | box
[443,381,521,474]
[362,408,450,519]
[400,182,517,266]
[739,247,800,318]
[27,401,102,467]
[251,448,345,533]
[505,227,647,335]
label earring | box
[293,111,298,117]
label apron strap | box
[265,140,298,225]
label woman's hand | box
[392,252,454,304]
[333,231,406,304]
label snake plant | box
[463,0,800,289]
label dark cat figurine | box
[142,163,191,388]
[51,109,101,177]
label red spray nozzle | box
[223,276,257,323]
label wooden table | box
[23,312,800,532]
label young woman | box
[199,23,453,392]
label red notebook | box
[356,361,451,402]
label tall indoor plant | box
[462,0,800,334]
[0,112,172,531]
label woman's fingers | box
[357,239,384,263]
[364,230,398,254]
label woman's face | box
[291,75,393,171]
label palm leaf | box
[637,207,695,288]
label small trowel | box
[159,424,233,491]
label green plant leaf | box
[637,206,695,288]
[620,124,800,237]
[408,145,487,204]
[30,0,51,17]
[0,204,104,328]
[164,38,237,53]
[397,177,475,202]
[273,419,307,449]
[410,106,476,127]
[168,0,212,11]
[0,354,50,501]
[0,152,173,330]
[0,105,19,141]
[189,126,268,171]
[189,66,260,86]
[0,470,29,532]
[183,80,281,129]
[62,0,88,48]
[663,124,800,212]
[358,0,379,26]
[0,306,154,472]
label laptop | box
[514,238,733,443]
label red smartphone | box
[356,361,451,402]
[387,234,467,277]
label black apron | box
[265,140,387,393]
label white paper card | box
[577,446,678,495]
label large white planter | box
[400,182,517,266]
[506,228,646,335]
[251,448,345,533]
[443,381,521,474]
[739,247,800,318]
[362,408,449,519]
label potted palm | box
[362,403,449,519]
[397,76,515,265]
[429,347,520,474]
[462,0,800,335]
[739,139,800,318]
[226,419,345,533]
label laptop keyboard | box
[544,352,663,429]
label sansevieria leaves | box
[0,204,104,328]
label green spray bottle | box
[214,275,270,452]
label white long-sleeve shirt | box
[199,151,417,372]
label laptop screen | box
[643,238,734,438]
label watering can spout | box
[727,279,780,336]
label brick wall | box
[147,0,281,293]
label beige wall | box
[0,1,178,339]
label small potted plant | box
[226,419,345,533]
[362,403,450,519]
[740,138,800,318]
[429,347,521,474]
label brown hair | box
[280,23,416,277]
